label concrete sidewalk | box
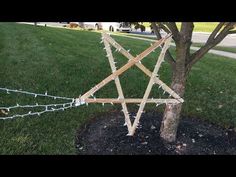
[111,33,236,60]
[129,31,236,47]
[17,22,66,29]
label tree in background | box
[131,22,146,32]
[150,22,236,142]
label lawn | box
[134,22,235,33]
[192,43,236,53]
[0,23,236,154]
[137,22,220,32]
[177,22,219,32]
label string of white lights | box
[0,103,76,120]
[0,87,74,101]
[0,34,180,124]
[0,102,74,111]
[0,87,79,120]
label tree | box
[150,22,236,142]
[130,22,146,32]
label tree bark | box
[154,22,235,143]
[160,22,193,142]
[160,72,186,142]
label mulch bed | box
[76,110,236,155]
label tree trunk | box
[160,42,188,142]
[156,22,235,143]
[160,73,186,142]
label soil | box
[76,110,236,155]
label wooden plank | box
[103,35,132,133]
[79,34,170,101]
[76,32,183,136]
[84,98,180,104]
[153,78,184,103]
[130,37,172,135]
[103,33,183,103]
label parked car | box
[79,22,131,32]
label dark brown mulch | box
[76,110,236,155]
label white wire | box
[0,87,73,101]
[0,87,78,120]
[0,102,73,110]
[0,105,76,120]
[0,102,76,120]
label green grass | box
[192,43,236,53]
[133,22,234,33]
[0,23,236,154]
[176,22,219,32]
[113,32,156,40]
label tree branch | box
[207,22,225,42]
[186,22,236,73]
[151,22,176,68]
[156,23,171,34]
[179,22,194,64]
[165,22,180,42]
[179,22,194,40]
[229,30,236,34]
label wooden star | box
[77,32,184,136]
